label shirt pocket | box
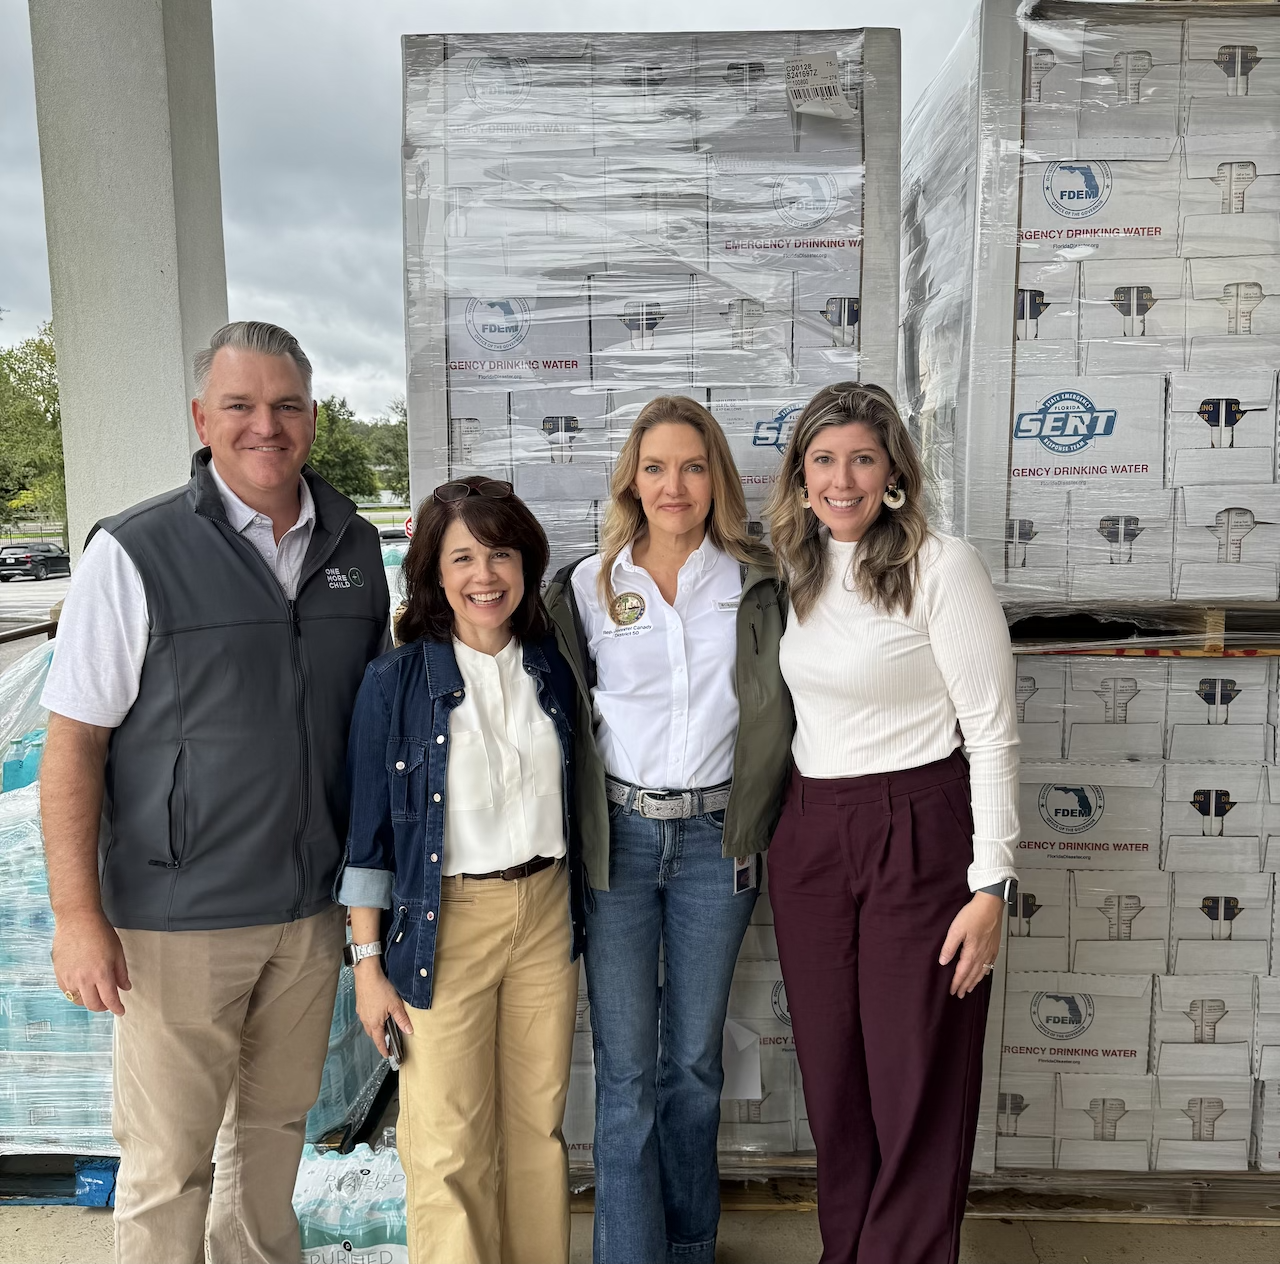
[388,742,426,822]
[446,728,494,811]
[528,718,564,798]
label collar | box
[208,458,314,537]
[420,634,552,700]
[614,534,717,581]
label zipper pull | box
[395,905,408,942]
[751,623,759,655]
[288,600,301,635]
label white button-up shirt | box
[443,636,567,876]
[42,463,316,728]
[571,538,741,790]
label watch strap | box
[343,940,383,967]
[978,878,1017,903]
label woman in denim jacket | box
[338,476,585,1264]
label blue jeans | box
[584,802,757,1264]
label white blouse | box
[778,532,1020,890]
[571,539,741,790]
[443,636,566,876]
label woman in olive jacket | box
[543,394,792,1264]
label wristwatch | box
[978,877,1018,905]
[343,940,383,967]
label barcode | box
[791,84,841,101]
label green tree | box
[365,397,409,501]
[310,395,378,499]
[0,323,66,534]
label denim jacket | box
[336,633,586,1010]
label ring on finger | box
[981,963,995,973]
[63,989,82,1005]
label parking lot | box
[0,572,68,674]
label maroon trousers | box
[768,750,990,1264]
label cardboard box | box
[1255,977,1280,1066]
[694,33,867,157]
[707,157,863,269]
[1080,257,1186,376]
[1066,488,1174,603]
[1008,870,1070,973]
[1010,376,1167,522]
[446,285,592,388]
[1021,27,1084,159]
[521,499,601,576]
[564,1060,595,1164]
[1166,370,1278,488]
[445,389,512,480]
[1153,1073,1253,1171]
[590,36,698,157]
[1003,972,1153,1075]
[602,154,709,272]
[791,270,863,388]
[1055,1072,1154,1171]
[1074,24,1183,162]
[1166,657,1274,763]
[1069,871,1171,975]
[1170,871,1274,975]
[711,390,808,535]
[1015,259,1080,375]
[1163,762,1266,873]
[1013,656,1067,761]
[994,1071,1056,1170]
[1017,762,1163,871]
[1063,659,1168,761]
[1002,490,1068,602]
[727,958,791,1027]
[588,272,696,386]
[508,388,612,500]
[1180,153,1280,259]
[717,1018,796,1154]
[1019,157,1181,261]
[1256,1044,1280,1172]
[1185,255,1280,371]
[693,270,794,388]
[1185,21,1280,102]
[1153,972,1257,1076]
[439,37,597,156]
[1175,484,1280,602]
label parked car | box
[0,542,71,581]
[378,526,409,542]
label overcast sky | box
[0,1,970,417]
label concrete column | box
[28,0,228,554]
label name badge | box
[715,599,741,612]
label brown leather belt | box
[461,855,561,882]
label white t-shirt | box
[442,636,567,875]
[571,537,741,790]
[41,465,316,728]
[778,532,1020,891]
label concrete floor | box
[0,1207,1276,1263]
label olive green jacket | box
[543,556,794,892]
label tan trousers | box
[398,862,578,1264]
[112,905,345,1264]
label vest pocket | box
[166,742,187,867]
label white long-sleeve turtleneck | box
[778,531,1020,890]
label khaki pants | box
[112,905,344,1264]
[398,862,578,1264]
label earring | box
[801,486,811,510]
[883,484,906,510]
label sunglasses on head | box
[432,479,514,504]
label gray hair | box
[193,321,313,400]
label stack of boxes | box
[403,30,900,545]
[997,654,1280,1171]
[903,4,1280,604]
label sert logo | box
[772,172,839,230]
[1042,160,1113,219]
[1038,783,1105,835]
[752,403,803,453]
[463,55,533,113]
[1031,991,1095,1042]
[465,298,532,352]
[1014,389,1118,455]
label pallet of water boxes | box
[400,26,903,1168]
[902,0,1280,1179]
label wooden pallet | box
[0,1154,117,1207]
[1011,602,1280,656]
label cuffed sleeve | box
[336,866,394,909]
[342,662,397,885]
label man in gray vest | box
[39,321,390,1264]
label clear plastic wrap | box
[902,0,1280,626]
[402,30,902,546]
[293,1137,408,1262]
[979,650,1280,1191]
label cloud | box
[3,0,972,416]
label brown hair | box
[397,477,551,644]
[763,382,930,621]
[598,395,768,610]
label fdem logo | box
[772,173,839,230]
[1042,160,1113,219]
[752,403,803,453]
[1038,783,1104,835]
[1014,389,1118,456]
[463,56,533,113]
[1031,991,1095,1042]
[465,298,532,352]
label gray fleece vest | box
[95,449,388,931]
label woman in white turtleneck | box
[761,382,1019,1264]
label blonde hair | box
[764,382,930,621]
[598,395,766,612]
